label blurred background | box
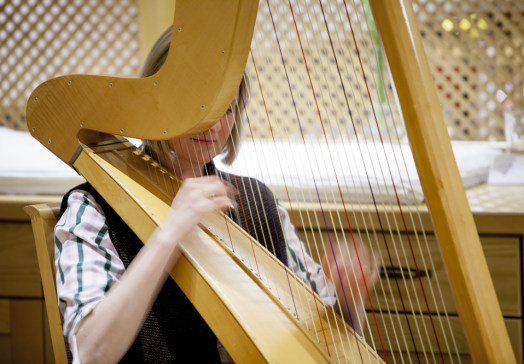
[1,1,524,363]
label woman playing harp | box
[54,27,380,364]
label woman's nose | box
[209,119,223,133]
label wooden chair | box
[24,203,69,364]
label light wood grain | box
[24,204,68,364]
[0,223,42,298]
[388,351,474,364]
[44,304,56,364]
[363,314,522,364]
[368,1,515,362]
[0,195,62,222]
[299,229,521,317]
[282,183,524,236]
[138,0,176,67]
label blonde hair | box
[140,26,249,165]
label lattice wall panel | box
[246,0,404,143]
[413,0,524,141]
[0,0,140,131]
[3,0,522,140]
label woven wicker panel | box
[246,0,404,142]
[0,0,140,131]
[412,0,524,141]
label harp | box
[26,0,515,363]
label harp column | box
[368,0,516,363]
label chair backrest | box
[24,203,68,364]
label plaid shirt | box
[55,189,336,363]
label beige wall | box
[138,0,176,67]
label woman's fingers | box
[187,178,233,199]
[181,171,220,183]
[211,196,235,212]
[323,242,380,294]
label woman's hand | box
[158,174,235,245]
[321,233,380,335]
[76,174,235,364]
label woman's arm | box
[74,228,180,364]
[277,203,379,336]
[321,231,380,335]
[58,176,234,364]
[277,204,337,305]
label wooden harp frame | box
[26,0,516,363]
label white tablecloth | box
[215,140,502,205]
[1,126,502,204]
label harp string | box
[237,79,364,362]
[240,75,334,339]
[249,44,354,360]
[252,2,395,361]
[233,92,291,303]
[237,89,319,327]
[305,4,428,362]
[350,0,461,359]
[214,101,306,319]
[187,126,246,262]
[229,95,305,316]
[183,133,250,269]
[265,2,394,359]
[258,3,372,360]
[205,101,286,300]
[282,2,394,361]
[296,0,416,358]
[240,77,352,344]
[246,50,350,355]
[278,0,450,362]
[222,118,272,280]
[266,1,384,357]
[342,0,458,361]
[301,0,431,360]
[203,124,244,263]
[253,8,382,359]
[183,136,246,262]
[218,126,263,278]
[264,1,374,361]
[284,0,391,361]
[138,1,471,361]
[337,0,459,361]
[336,4,446,363]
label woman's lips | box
[191,138,216,145]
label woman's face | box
[168,92,239,165]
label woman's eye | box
[227,108,233,113]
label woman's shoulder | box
[55,187,108,243]
[217,170,273,195]
[63,188,105,217]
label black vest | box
[60,164,287,363]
